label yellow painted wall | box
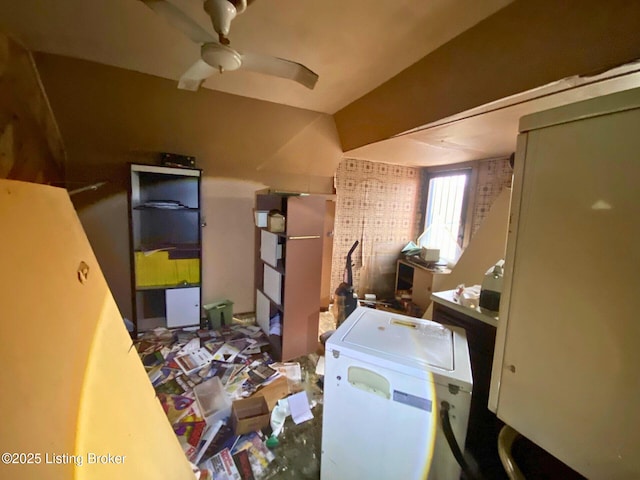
[0,180,193,479]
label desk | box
[431,290,498,327]
[394,259,450,314]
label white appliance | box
[321,307,472,480]
[489,87,640,478]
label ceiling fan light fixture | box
[142,0,318,90]
[201,43,242,71]
[203,0,237,36]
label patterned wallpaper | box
[331,158,422,298]
[471,157,513,236]
[330,156,512,301]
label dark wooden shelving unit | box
[254,191,326,361]
[128,163,202,335]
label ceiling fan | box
[140,0,319,91]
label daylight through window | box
[418,171,470,263]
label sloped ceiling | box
[345,62,640,167]
[335,0,640,161]
[3,0,640,169]
[34,53,342,193]
[0,0,513,114]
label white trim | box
[131,164,201,177]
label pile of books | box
[136,324,290,479]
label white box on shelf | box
[263,264,282,305]
[260,230,283,267]
[256,290,271,335]
[254,210,268,227]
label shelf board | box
[133,205,199,211]
[136,283,201,291]
[131,163,201,177]
[257,227,287,238]
[135,243,201,253]
[261,259,285,275]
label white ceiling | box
[0,0,513,114]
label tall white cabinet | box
[489,87,640,478]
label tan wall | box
[335,0,640,150]
[470,157,513,236]
[0,33,65,183]
[34,53,343,317]
[320,200,336,309]
[200,177,262,313]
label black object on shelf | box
[160,152,196,168]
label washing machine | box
[321,307,472,480]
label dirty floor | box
[263,311,335,479]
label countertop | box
[399,257,452,275]
[431,290,499,327]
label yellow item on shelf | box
[135,250,200,287]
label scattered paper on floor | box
[288,391,314,425]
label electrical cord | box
[440,401,485,480]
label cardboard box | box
[250,375,290,411]
[231,397,270,435]
[267,212,285,233]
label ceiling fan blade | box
[178,59,218,91]
[140,0,216,45]
[240,53,318,89]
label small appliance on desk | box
[479,259,504,314]
[419,247,440,263]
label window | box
[418,169,472,264]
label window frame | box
[419,163,477,258]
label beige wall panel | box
[34,53,342,317]
[34,53,341,191]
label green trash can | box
[203,300,234,330]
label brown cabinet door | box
[285,196,325,237]
[282,236,323,360]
